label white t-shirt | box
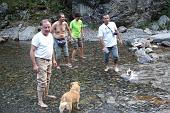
[31,32,54,60]
[98,22,118,47]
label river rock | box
[0,3,8,14]
[161,41,170,47]
[19,26,37,40]
[0,37,5,43]
[151,33,170,43]
[158,15,170,29]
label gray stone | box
[151,33,170,43]
[150,22,160,31]
[19,26,36,40]
[107,96,116,104]
[158,15,170,29]
[118,26,127,33]
[144,28,153,35]
[0,37,5,43]
[161,41,170,47]
[0,3,8,14]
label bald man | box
[30,19,56,107]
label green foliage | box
[136,21,152,30]
[87,23,98,30]
[162,0,170,17]
[0,0,70,23]
[49,1,65,11]
[1,0,36,11]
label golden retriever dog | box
[59,82,80,113]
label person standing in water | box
[98,14,123,72]
[51,12,72,69]
[70,12,86,61]
[30,19,57,108]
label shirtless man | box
[51,13,72,69]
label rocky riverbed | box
[0,40,170,113]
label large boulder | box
[158,15,170,29]
[73,0,165,27]
[0,27,20,40]
[0,26,37,41]
[0,37,6,43]
[151,33,170,43]
[19,26,37,40]
[0,3,8,14]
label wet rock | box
[0,37,6,43]
[0,20,9,29]
[151,33,170,43]
[118,26,127,33]
[106,96,116,104]
[158,15,170,29]
[161,41,170,47]
[144,28,153,35]
[0,3,8,14]
[19,26,37,40]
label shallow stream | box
[0,41,170,113]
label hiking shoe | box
[114,66,119,72]
[72,58,78,62]
[56,66,61,70]
[66,63,72,68]
[104,66,109,72]
[38,102,48,108]
[81,56,86,59]
[46,95,56,99]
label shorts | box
[54,38,69,59]
[103,45,119,64]
[36,58,52,92]
[72,38,83,49]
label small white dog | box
[126,68,138,81]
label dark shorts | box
[72,38,83,49]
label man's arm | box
[81,21,84,38]
[65,22,71,40]
[52,51,57,67]
[30,45,39,72]
[115,30,123,45]
[98,26,105,50]
[99,36,105,50]
[65,22,71,37]
[51,22,57,34]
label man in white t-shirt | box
[98,14,123,72]
[30,19,57,108]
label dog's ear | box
[70,82,74,87]
[127,68,133,76]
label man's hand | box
[118,39,124,47]
[81,34,85,40]
[53,60,57,67]
[67,36,72,42]
[102,47,109,53]
[33,64,39,73]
